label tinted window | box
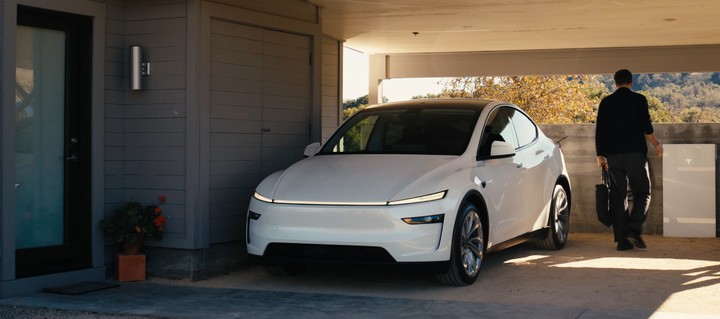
[321,108,480,156]
[510,110,538,147]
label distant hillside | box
[600,72,720,109]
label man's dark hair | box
[614,69,633,85]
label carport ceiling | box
[310,0,720,54]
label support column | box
[368,54,387,105]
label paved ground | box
[1,233,719,318]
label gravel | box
[0,304,159,319]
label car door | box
[474,106,528,245]
[508,108,556,231]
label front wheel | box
[436,202,485,286]
[535,184,570,250]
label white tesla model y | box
[247,99,571,285]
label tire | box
[263,264,305,276]
[535,184,570,250]
[436,202,485,286]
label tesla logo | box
[685,158,693,166]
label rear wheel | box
[436,202,485,286]
[535,184,570,250]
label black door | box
[14,6,92,278]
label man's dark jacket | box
[595,87,654,156]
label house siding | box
[206,19,313,244]
[321,36,341,141]
[100,0,190,247]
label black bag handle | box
[601,167,618,188]
[601,168,609,185]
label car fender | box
[254,170,285,199]
[435,186,491,261]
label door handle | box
[66,155,79,161]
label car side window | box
[510,110,538,148]
[331,115,379,153]
[478,107,518,157]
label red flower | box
[155,207,161,214]
[158,195,167,203]
[154,215,166,227]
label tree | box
[343,95,368,110]
[679,107,720,123]
[640,92,674,123]
[412,93,442,99]
[342,95,388,120]
[439,75,606,124]
[343,104,366,120]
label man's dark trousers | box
[607,152,651,243]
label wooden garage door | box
[208,19,311,243]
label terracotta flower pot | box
[121,236,144,255]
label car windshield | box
[320,107,480,155]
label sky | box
[343,47,445,103]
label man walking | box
[595,69,663,251]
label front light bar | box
[253,190,447,206]
[387,191,447,206]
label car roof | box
[364,99,498,111]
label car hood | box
[261,154,463,204]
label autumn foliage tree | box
[438,75,606,124]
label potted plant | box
[102,195,168,254]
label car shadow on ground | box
[178,233,720,316]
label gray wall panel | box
[122,146,185,161]
[123,175,186,190]
[209,161,261,176]
[210,119,261,134]
[321,37,341,141]
[209,147,262,161]
[208,19,311,243]
[210,203,250,218]
[121,104,187,118]
[124,118,185,132]
[210,91,262,107]
[209,106,262,121]
[210,62,262,80]
[123,132,185,146]
[123,160,185,175]
[99,0,190,248]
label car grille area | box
[263,243,397,264]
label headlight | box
[387,191,447,206]
[401,214,444,225]
[253,192,273,203]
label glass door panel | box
[15,25,67,249]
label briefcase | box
[595,169,612,227]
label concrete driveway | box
[2,233,719,318]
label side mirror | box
[490,141,516,158]
[303,142,322,157]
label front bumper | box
[246,198,455,263]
